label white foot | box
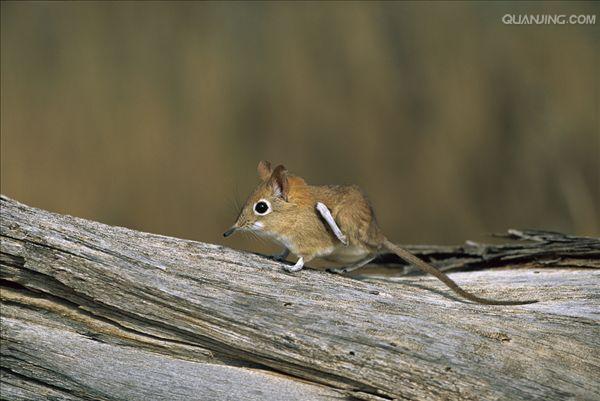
[316,202,348,245]
[284,257,304,272]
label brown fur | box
[225,161,537,305]
[229,164,383,263]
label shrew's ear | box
[257,160,272,181]
[269,165,289,201]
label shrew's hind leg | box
[327,255,376,274]
[316,202,348,245]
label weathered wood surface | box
[370,229,599,273]
[1,195,599,401]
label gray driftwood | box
[1,195,599,401]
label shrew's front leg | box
[284,257,304,272]
[283,254,315,273]
[270,247,290,262]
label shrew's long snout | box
[223,227,236,237]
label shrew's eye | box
[254,200,270,215]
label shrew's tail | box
[383,239,538,305]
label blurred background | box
[1,2,598,256]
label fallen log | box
[1,195,599,401]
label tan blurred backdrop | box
[1,2,598,256]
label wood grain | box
[1,195,599,401]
